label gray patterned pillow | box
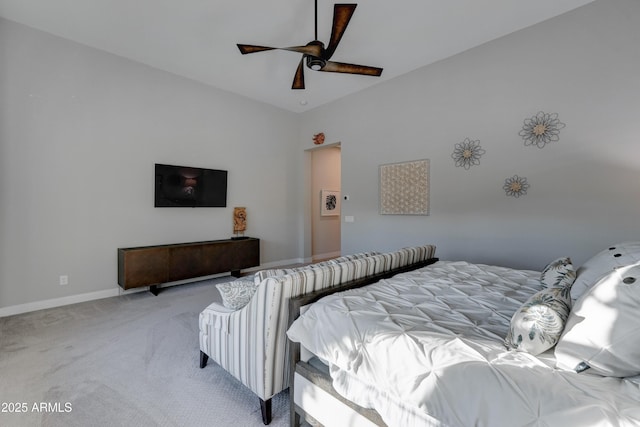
[506,257,576,355]
[216,280,257,310]
[506,287,572,355]
[540,256,576,288]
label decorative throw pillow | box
[505,287,572,355]
[571,242,640,301]
[555,263,640,377]
[216,280,257,310]
[540,257,576,289]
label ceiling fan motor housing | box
[306,56,326,71]
[305,40,326,70]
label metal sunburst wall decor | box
[503,175,530,198]
[451,138,485,170]
[519,111,566,149]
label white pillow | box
[571,242,640,301]
[216,280,257,310]
[555,263,640,377]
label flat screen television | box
[154,163,227,207]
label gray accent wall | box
[0,18,301,310]
[298,0,640,270]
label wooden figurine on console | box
[232,207,247,240]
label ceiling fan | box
[237,1,383,90]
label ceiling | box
[0,0,596,113]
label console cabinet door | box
[169,245,205,282]
[118,247,169,289]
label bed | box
[287,243,640,427]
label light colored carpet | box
[0,277,289,427]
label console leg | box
[260,398,272,425]
[199,351,208,368]
[149,285,159,296]
[230,270,241,278]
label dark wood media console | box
[118,237,259,295]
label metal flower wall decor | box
[519,111,565,148]
[451,138,485,170]
[503,175,530,198]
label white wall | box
[0,18,301,310]
[3,0,640,313]
[299,0,640,270]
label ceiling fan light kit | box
[237,1,383,90]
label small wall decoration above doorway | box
[313,132,325,145]
[320,190,340,216]
[379,159,430,215]
[519,111,565,148]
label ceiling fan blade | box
[237,43,322,57]
[320,61,383,76]
[324,4,357,60]
[292,58,306,90]
[280,44,322,57]
[237,44,277,54]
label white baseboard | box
[0,289,119,318]
[0,258,308,318]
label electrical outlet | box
[59,275,69,286]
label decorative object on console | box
[312,132,325,145]
[503,174,530,198]
[451,138,485,169]
[233,207,247,239]
[320,190,340,216]
[519,111,566,148]
[379,159,430,215]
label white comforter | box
[287,261,640,427]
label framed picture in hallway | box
[320,190,340,216]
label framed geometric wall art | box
[379,159,430,215]
[320,190,340,216]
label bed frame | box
[287,257,438,426]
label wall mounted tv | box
[154,163,227,207]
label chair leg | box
[199,351,208,368]
[260,398,272,425]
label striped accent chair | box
[198,245,436,424]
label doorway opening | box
[308,143,341,262]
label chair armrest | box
[200,302,241,335]
[203,301,236,314]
